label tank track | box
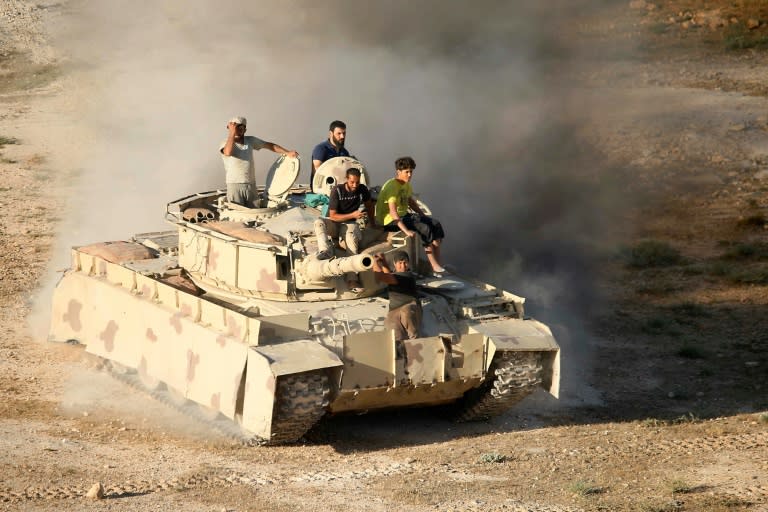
[87,355,329,446]
[453,351,543,422]
[268,371,331,445]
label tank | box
[49,156,560,444]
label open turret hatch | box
[312,157,369,197]
[265,155,301,207]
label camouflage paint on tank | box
[207,243,219,272]
[225,312,246,341]
[99,320,118,352]
[186,349,200,382]
[63,299,82,332]
[241,350,276,438]
[50,264,254,422]
[256,268,280,293]
[210,392,221,412]
[402,337,445,385]
[404,340,425,365]
[169,312,184,334]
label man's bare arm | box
[389,201,415,237]
[264,142,299,159]
[373,253,398,284]
[328,208,362,222]
[221,122,238,156]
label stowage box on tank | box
[50,156,560,444]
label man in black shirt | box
[373,251,422,341]
[313,167,376,292]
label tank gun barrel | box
[304,253,373,280]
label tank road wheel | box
[264,370,330,445]
[452,351,543,422]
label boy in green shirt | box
[375,156,446,275]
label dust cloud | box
[39,0,632,408]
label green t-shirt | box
[375,178,412,226]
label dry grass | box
[0,135,19,147]
[623,240,686,268]
[569,479,603,496]
[479,452,507,463]
[735,214,767,229]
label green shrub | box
[727,267,768,284]
[669,479,693,493]
[722,241,768,260]
[569,480,602,496]
[735,214,766,229]
[671,412,699,425]
[479,452,507,463]
[668,302,711,318]
[676,344,706,359]
[640,501,683,512]
[641,315,682,336]
[624,240,685,268]
[704,260,768,284]
[0,136,19,147]
[725,32,768,51]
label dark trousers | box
[384,214,444,245]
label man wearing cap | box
[310,120,350,190]
[220,116,299,206]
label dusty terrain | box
[1,1,767,511]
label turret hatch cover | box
[313,156,368,196]
[266,156,301,198]
[418,277,465,290]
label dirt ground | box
[1,1,767,511]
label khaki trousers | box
[385,301,422,341]
[314,218,362,282]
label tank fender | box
[468,318,560,398]
[249,339,343,377]
[241,340,342,439]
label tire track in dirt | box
[3,428,766,507]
